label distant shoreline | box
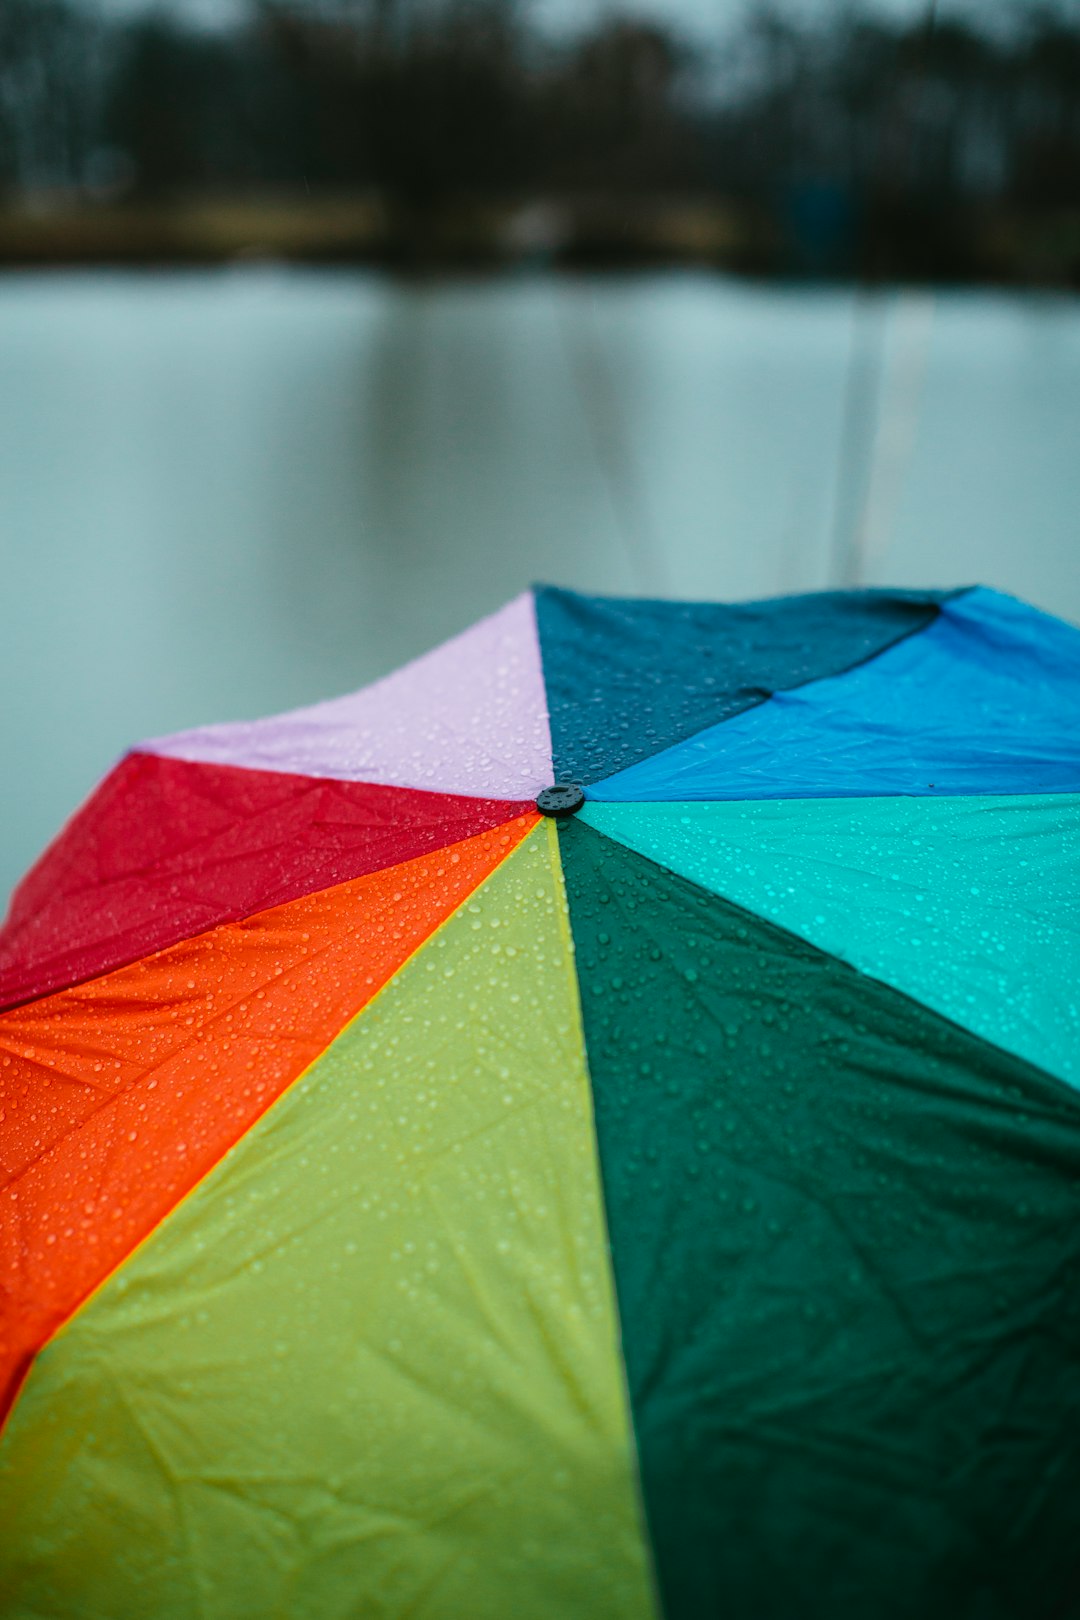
[2,193,1078,286]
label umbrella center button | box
[535,783,585,818]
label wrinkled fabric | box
[4,581,1080,1620]
[560,818,1080,1620]
[582,795,1080,1088]
[0,816,535,1421]
[593,588,1080,800]
[0,827,656,1620]
[148,593,554,798]
[0,752,529,1009]
[535,582,949,783]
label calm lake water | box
[1,268,1078,906]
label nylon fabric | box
[0,814,535,1421]
[592,588,1080,800]
[534,582,947,783]
[148,593,554,797]
[0,823,657,1620]
[582,795,1080,1088]
[0,751,529,1009]
[560,817,1080,1620]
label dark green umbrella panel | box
[1,584,1079,1619]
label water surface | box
[2,269,1077,905]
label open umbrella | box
[2,584,1079,1619]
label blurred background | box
[1,0,1079,904]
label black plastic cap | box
[535,783,586,818]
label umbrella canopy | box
[1,584,1080,1620]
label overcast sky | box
[85,0,1034,39]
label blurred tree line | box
[1,0,1079,279]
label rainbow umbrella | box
[2,585,1080,1619]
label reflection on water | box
[1,269,1078,904]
